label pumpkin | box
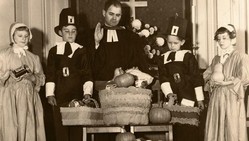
[115,132,136,141]
[211,63,224,82]
[114,73,135,87]
[149,104,171,124]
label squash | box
[149,102,171,124]
[211,63,224,82]
[114,73,135,87]
[115,132,136,141]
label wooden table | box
[82,124,173,141]
[82,126,124,141]
[130,124,173,141]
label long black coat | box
[45,45,92,106]
[159,50,204,103]
[85,27,149,81]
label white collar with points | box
[162,50,191,64]
[55,42,83,58]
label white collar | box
[221,47,234,56]
[220,46,234,64]
[162,50,190,64]
[12,44,28,58]
[55,41,83,58]
[107,30,118,42]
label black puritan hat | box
[166,15,188,39]
[54,8,78,36]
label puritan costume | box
[0,22,46,141]
[159,16,204,141]
[204,24,249,141]
[45,8,93,141]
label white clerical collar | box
[55,41,83,58]
[107,30,118,42]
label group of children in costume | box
[0,0,249,141]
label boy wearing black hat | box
[159,16,204,141]
[45,8,93,141]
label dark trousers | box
[52,106,82,141]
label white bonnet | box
[218,24,236,44]
[221,24,235,33]
[9,22,32,43]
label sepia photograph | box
[0,0,249,141]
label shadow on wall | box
[30,27,56,141]
[76,12,90,46]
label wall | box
[0,0,15,49]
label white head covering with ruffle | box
[10,22,32,43]
[9,22,32,58]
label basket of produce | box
[99,87,152,125]
[60,98,104,126]
[162,103,200,126]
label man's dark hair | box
[104,0,122,11]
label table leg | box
[130,126,134,133]
[83,127,87,141]
[91,134,94,141]
[165,132,169,141]
[168,125,173,141]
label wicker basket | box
[60,98,104,126]
[163,104,200,126]
[99,87,152,125]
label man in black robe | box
[86,0,149,90]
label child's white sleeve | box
[45,82,55,97]
[195,86,204,101]
[83,81,93,95]
[161,82,173,97]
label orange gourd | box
[114,73,135,87]
[211,63,224,82]
[115,132,136,141]
[149,103,171,124]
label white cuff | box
[161,82,173,97]
[181,98,195,107]
[83,81,93,95]
[195,86,204,101]
[45,82,55,97]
